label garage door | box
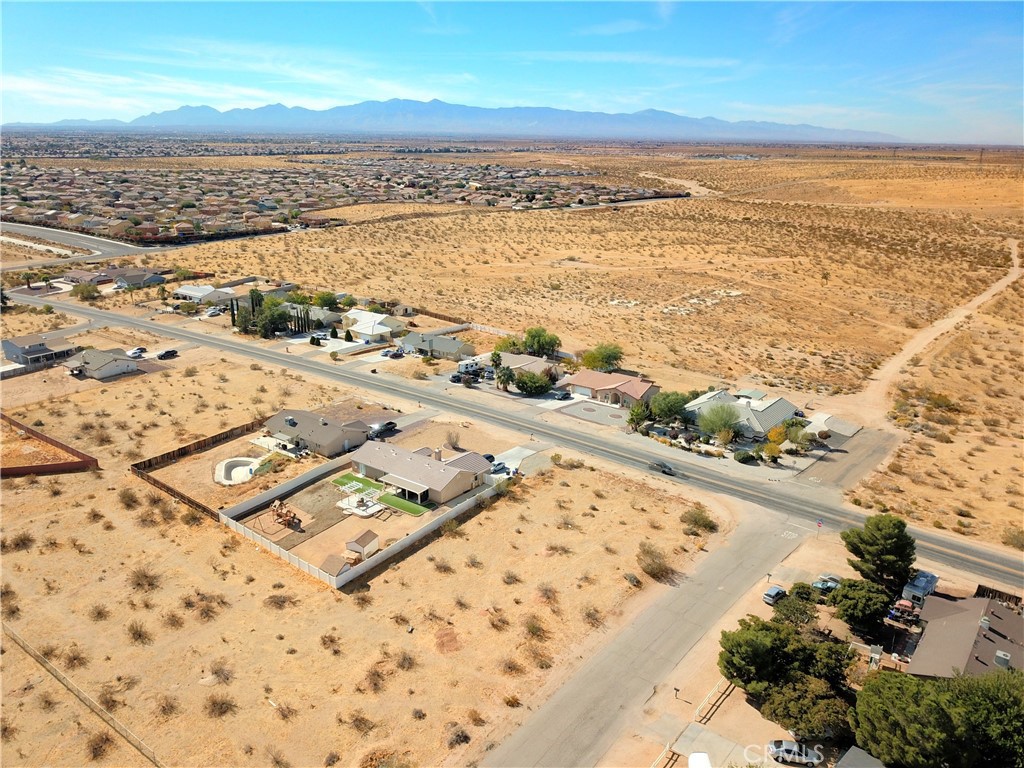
[574,386,591,397]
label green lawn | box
[379,493,430,517]
[332,473,382,492]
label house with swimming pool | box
[346,441,492,505]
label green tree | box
[772,584,818,628]
[340,295,357,308]
[627,400,651,432]
[285,290,310,305]
[580,342,624,372]
[313,291,339,310]
[344,328,353,342]
[69,283,100,301]
[234,305,252,333]
[761,674,851,741]
[494,334,524,354]
[523,326,561,357]
[495,365,515,392]
[841,514,917,598]
[850,672,958,768]
[945,670,1024,768]
[156,284,167,300]
[178,301,198,315]
[718,616,809,700]
[514,370,552,396]
[828,579,892,633]
[329,327,338,339]
[809,640,856,688]
[489,351,503,369]
[649,391,692,421]
[0,288,8,308]
[21,271,37,289]
[763,442,782,461]
[366,303,387,314]
[697,403,740,436]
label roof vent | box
[994,650,1011,669]
[980,616,991,632]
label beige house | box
[263,409,369,457]
[62,349,138,380]
[347,442,490,505]
[340,309,406,342]
[560,370,660,408]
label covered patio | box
[380,473,429,504]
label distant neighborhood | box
[0,150,682,243]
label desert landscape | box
[2,142,1022,768]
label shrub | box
[64,645,88,669]
[433,559,454,574]
[504,695,522,708]
[396,651,416,671]
[537,583,558,604]
[500,657,525,675]
[1,532,35,553]
[502,570,521,585]
[129,566,160,592]
[87,731,114,761]
[88,604,110,622]
[1002,526,1024,551]
[583,605,604,627]
[205,693,239,718]
[637,541,673,580]
[126,620,153,645]
[210,658,233,684]
[680,505,719,533]
[116,488,140,510]
[733,450,755,464]
[523,614,549,640]
[465,553,483,569]
[411,709,426,721]
[180,509,205,526]
[156,695,180,717]
[447,725,471,749]
[0,717,17,743]
[344,709,376,734]
[440,520,465,538]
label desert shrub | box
[353,593,373,609]
[343,709,376,734]
[396,650,416,671]
[488,612,510,631]
[87,731,114,761]
[500,657,525,675]
[583,605,604,627]
[64,645,88,669]
[412,708,426,720]
[733,450,755,464]
[502,570,521,585]
[433,559,454,574]
[440,520,465,538]
[504,695,522,708]
[264,594,299,610]
[364,666,386,693]
[680,505,719,533]
[118,488,140,510]
[156,695,180,717]
[546,543,572,555]
[88,604,110,622]
[637,541,673,580]
[325,752,341,766]
[205,693,238,718]
[162,611,184,628]
[465,553,483,568]
[210,658,233,684]
[321,634,342,655]
[276,704,297,721]
[467,709,487,726]
[523,614,549,640]
[1002,526,1024,551]
[126,620,153,645]
[446,725,471,748]
[1,532,35,553]
[39,692,57,711]
[537,583,558,604]
[129,566,160,592]
[445,430,461,449]
[0,717,17,743]
[180,509,204,526]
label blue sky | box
[2,2,1021,144]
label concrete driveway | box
[558,400,629,427]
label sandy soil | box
[0,307,77,340]
[1,438,721,768]
[0,421,80,468]
[319,202,470,223]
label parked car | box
[127,347,147,359]
[767,739,823,766]
[490,461,508,475]
[817,574,843,587]
[368,421,398,439]
[483,370,494,380]
[763,586,787,605]
[553,390,572,400]
[205,307,223,317]
[482,454,495,463]
[449,373,463,383]
[156,350,178,360]
[648,460,676,476]
[311,331,329,340]
[794,410,806,418]
[390,350,404,359]
[380,349,393,357]
[812,579,840,595]
[788,726,835,744]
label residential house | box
[340,309,407,343]
[171,285,235,305]
[347,441,489,505]
[281,303,343,328]
[401,332,476,361]
[1,334,81,366]
[113,271,166,289]
[560,370,660,408]
[62,349,138,380]
[62,269,105,285]
[479,352,563,379]
[263,409,369,457]
[684,389,798,439]
[906,595,1021,679]
[298,212,330,227]
[106,219,134,237]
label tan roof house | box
[62,349,138,380]
[263,409,369,457]
[560,370,660,408]
[907,596,1022,679]
[347,442,489,505]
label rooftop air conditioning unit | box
[994,650,1012,669]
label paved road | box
[483,512,808,767]
[11,294,1023,587]
[0,222,171,269]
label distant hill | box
[5,99,901,142]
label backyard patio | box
[332,472,432,516]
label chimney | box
[434,448,442,461]
[994,650,1011,669]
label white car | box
[126,347,146,359]
[767,740,823,766]
[205,309,223,317]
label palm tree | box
[627,401,651,432]
[495,365,515,392]
[490,351,503,369]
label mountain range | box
[5,99,900,142]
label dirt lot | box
[0,306,77,340]
[1,440,722,768]
[0,420,81,469]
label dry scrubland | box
[1,439,714,767]
[853,276,1024,546]
[0,305,76,338]
[169,186,1012,395]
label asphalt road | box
[483,511,808,767]
[11,293,1023,587]
[0,222,169,269]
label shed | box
[347,530,380,559]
